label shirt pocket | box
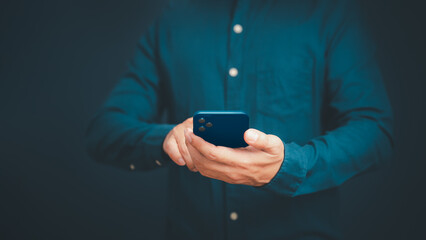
[256,54,314,118]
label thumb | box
[244,128,282,153]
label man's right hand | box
[163,117,197,172]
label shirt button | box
[129,164,135,171]
[233,24,243,34]
[230,211,238,221]
[155,160,162,166]
[229,67,238,77]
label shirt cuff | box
[130,123,175,171]
[259,142,309,196]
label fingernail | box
[185,128,192,143]
[246,129,259,143]
[177,158,185,166]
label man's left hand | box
[184,128,284,187]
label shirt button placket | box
[226,21,244,109]
[226,2,247,239]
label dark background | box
[1,0,425,239]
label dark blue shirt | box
[86,0,393,239]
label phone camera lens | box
[198,126,206,132]
[198,118,205,123]
[206,122,212,127]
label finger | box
[244,128,283,154]
[183,117,193,128]
[164,136,186,166]
[176,129,193,167]
[186,139,234,180]
[181,129,198,172]
[185,141,205,168]
[185,128,230,164]
[186,139,226,172]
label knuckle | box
[166,141,175,151]
[174,126,183,135]
[208,146,226,160]
[253,173,268,186]
[186,160,194,168]
[187,164,196,172]
[268,135,284,151]
[238,158,251,170]
[190,158,199,168]
[199,169,210,177]
[227,172,240,182]
[270,135,282,145]
[206,149,217,160]
[163,141,171,152]
[250,168,261,180]
[242,158,251,166]
[186,159,198,172]
[171,152,181,160]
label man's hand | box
[184,128,284,186]
[163,118,197,172]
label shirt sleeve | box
[261,0,394,196]
[85,19,175,171]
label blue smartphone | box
[193,111,249,148]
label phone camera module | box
[198,126,206,132]
[206,122,212,127]
[198,118,205,123]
